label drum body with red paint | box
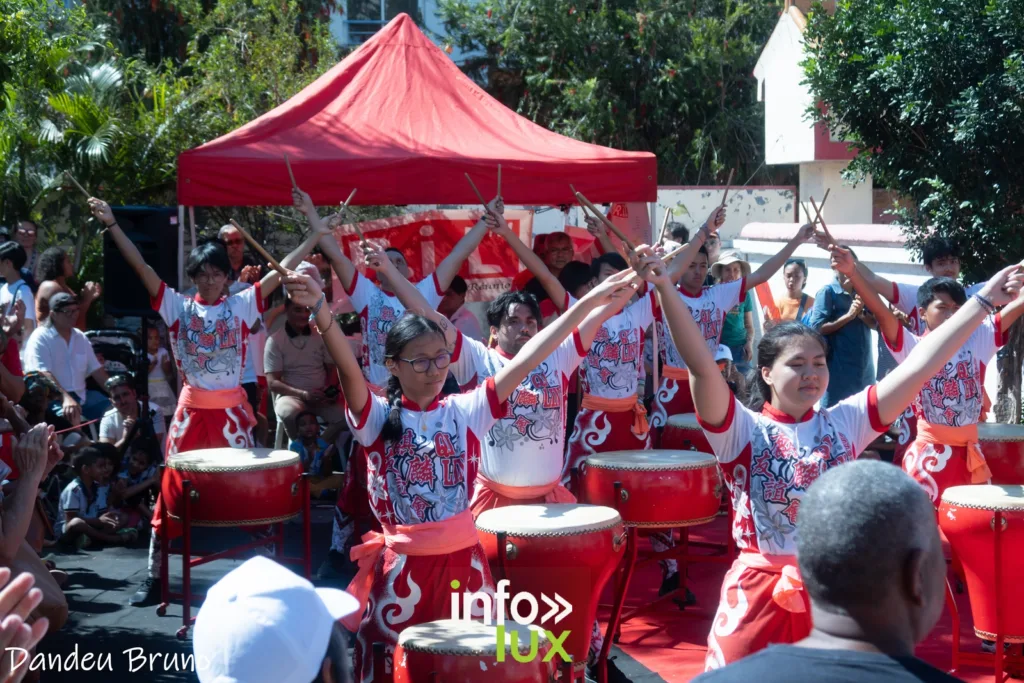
[394,620,554,682]
[979,424,1024,485]
[161,448,304,526]
[661,414,711,453]
[476,504,625,676]
[939,485,1024,642]
[580,450,720,528]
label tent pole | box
[177,205,186,289]
[188,206,196,251]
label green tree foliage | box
[437,0,790,186]
[802,0,1024,283]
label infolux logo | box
[449,578,572,663]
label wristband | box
[973,293,996,314]
[309,293,326,317]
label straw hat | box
[711,250,751,281]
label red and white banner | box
[332,209,534,308]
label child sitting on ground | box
[288,411,342,498]
[110,437,159,529]
[56,447,137,548]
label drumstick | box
[497,164,502,197]
[283,154,298,189]
[718,168,736,208]
[337,188,366,242]
[229,219,288,277]
[571,186,637,252]
[809,188,831,226]
[65,172,90,199]
[809,196,837,247]
[465,173,497,217]
[657,208,673,245]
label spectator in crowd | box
[694,460,956,683]
[55,447,137,548]
[807,246,876,408]
[265,265,344,443]
[146,326,177,423]
[511,231,576,291]
[774,258,815,325]
[438,275,483,341]
[218,224,261,283]
[98,374,166,452]
[192,556,357,683]
[0,327,25,404]
[715,345,747,403]
[34,247,101,327]
[289,411,342,498]
[669,222,690,245]
[14,220,39,289]
[23,292,110,425]
[109,437,160,530]
[713,251,755,375]
[701,230,723,287]
[0,242,35,347]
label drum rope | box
[53,417,103,435]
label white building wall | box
[799,161,874,225]
[754,12,816,165]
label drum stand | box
[944,510,1023,683]
[157,473,313,640]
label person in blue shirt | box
[289,410,341,498]
[807,246,876,407]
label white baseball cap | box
[193,557,359,683]
[715,345,733,363]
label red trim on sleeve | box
[540,299,556,319]
[430,272,444,297]
[995,312,1008,347]
[866,384,886,433]
[254,281,266,313]
[696,396,735,434]
[484,376,503,419]
[351,388,373,430]
[562,291,571,312]
[738,276,748,302]
[344,270,360,297]
[572,329,586,357]
[150,281,166,311]
[451,330,464,363]
[891,281,900,306]
[885,324,904,353]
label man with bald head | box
[695,460,960,683]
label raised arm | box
[0,425,48,563]
[434,200,497,291]
[316,217,358,293]
[283,272,368,418]
[584,214,617,255]
[258,189,332,294]
[875,262,1024,424]
[492,270,638,401]
[642,247,733,426]
[854,260,900,304]
[88,198,162,298]
[831,246,901,344]
[666,206,726,283]
[746,223,815,288]
[488,210,568,312]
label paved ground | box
[35,508,663,682]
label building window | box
[346,0,420,43]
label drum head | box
[942,485,1024,510]
[398,619,548,655]
[167,448,299,473]
[586,450,716,471]
[666,413,701,430]
[979,423,1024,442]
[476,504,621,536]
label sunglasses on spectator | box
[222,238,244,247]
[398,352,452,373]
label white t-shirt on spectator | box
[23,324,102,397]
[450,307,484,342]
[99,401,167,442]
[0,279,35,322]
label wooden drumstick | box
[718,168,736,208]
[465,173,492,214]
[810,188,831,225]
[497,163,502,197]
[657,207,673,245]
[283,154,298,189]
[65,172,90,199]
[229,219,288,277]
[336,188,366,242]
[809,196,837,247]
[571,186,637,252]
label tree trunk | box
[994,320,1024,425]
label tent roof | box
[177,14,656,207]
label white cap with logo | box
[192,557,359,683]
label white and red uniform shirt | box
[886,315,1004,427]
[891,281,984,335]
[344,271,445,387]
[346,377,503,526]
[152,282,264,391]
[451,331,585,487]
[581,293,654,399]
[698,388,885,556]
[658,279,746,369]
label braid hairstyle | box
[746,321,828,411]
[379,314,448,443]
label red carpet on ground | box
[595,515,1011,682]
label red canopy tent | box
[177,13,656,207]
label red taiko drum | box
[162,448,304,526]
[394,619,554,682]
[939,485,1024,642]
[979,423,1024,485]
[476,504,625,677]
[580,450,721,527]
[661,414,711,453]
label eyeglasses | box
[56,307,80,318]
[222,239,243,247]
[397,352,452,373]
[16,229,35,236]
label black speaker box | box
[103,206,179,317]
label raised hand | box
[87,197,116,226]
[12,299,24,326]
[283,270,325,308]
[292,187,316,217]
[829,245,856,275]
[83,281,102,300]
[484,210,509,235]
[585,215,607,237]
[239,265,261,284]
[486,195,504,217]
[0,568,47,683]
[582,268,639,307]
[360,240,394,273]
[795,222,816,242]
[848,295,865,318]
[12,424,47,483]
[978,262,1024,307]
[325,212,344,231]
[704,205,726,232]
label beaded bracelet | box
[973,293,996,314]
[309,293,326,317]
